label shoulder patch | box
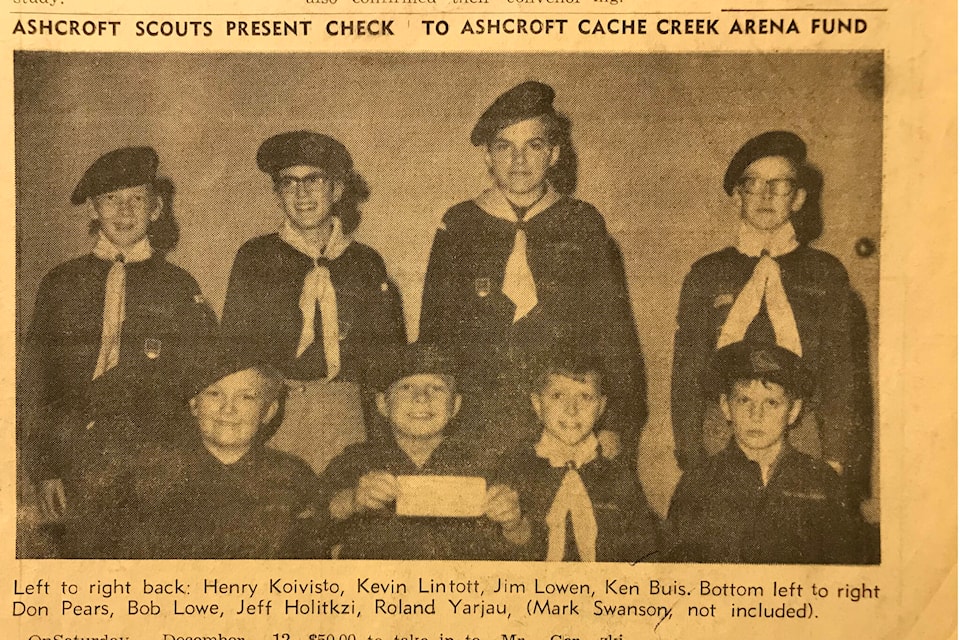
[713,293,735,308]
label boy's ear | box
[375,392,389,419]
[530,393,544,421]
[331,179,345,204]
[262,399,279,426]
[451,394,462,419]
[788,399,803,425]
[719,395,732,422]
[790,187,808,213]
[149,195,163,222]
[597,394,608,416]
[548,144,560,168]
[188,396,199,418]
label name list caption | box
[11,575,881,638]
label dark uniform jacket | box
[21,253,215,482]
[502,447,661,562]
[221,233,406,382]
[665,442,860,564]
[84,438,324,559]
[672,245,858,471]
[318,434,517,560]
[419,196,646,455]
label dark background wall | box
[15,52,882,512]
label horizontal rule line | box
[10,10,713,16]
[721,7,888,11]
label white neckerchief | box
[475,186,560,323]
[90,233,152,380]
[717,222,803,356]
[535,431,599,562]
[279,216,352,381]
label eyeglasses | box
[275,172,329,194]
[737,176,797,196]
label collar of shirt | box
[535,430,599,469]
[92,232,152,263]
[278,216,352,262]
[474,184,561,225]
[728,438,789,486]
[735,221,799,258]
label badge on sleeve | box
[474,277,491,298]
[713,293,735,308]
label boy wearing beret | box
[666,341,860,564]
[419,81,646,463]
[221,131,406,475]
[21,146,215,528]
[81,345,324,559]
[501,351,661,562]
[318,342,529,560]
[671,131,860,477]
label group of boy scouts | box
[17,80,874,564]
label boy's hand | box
[354,471,398,512]
[41,478,67,521]
[598,430,621,459]
[484,485,530,545]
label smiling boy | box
[502,351,661,563]
[70,345,323,559]
[21,146,214,527]
[318,342,529,560]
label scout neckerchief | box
[535,430,599,562]
[475,185,560,323]
[91,232,152,380]
[279,216,352,381]
[717,221,803,356]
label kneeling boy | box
[666,341,860,564]
[503,352,661,562]
[319,342,529,559]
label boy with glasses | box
[222,131,406,476]
[671,131,860,481]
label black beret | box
[256,131,352,178]
[71,146,159,205]
[370,342,459,392]
[723,131,807,195]
[701,341,814,400]
[183,340,283,401]
[471,81,556,147]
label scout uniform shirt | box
[22,235,215,483]
[671,242,858,472]
[221,228,405,384]
[99,437,324,559]
[318,434,516,560]
[665,441,860,564]
[503,432,661,562]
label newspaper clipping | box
[4,0,956,638]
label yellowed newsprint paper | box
[3,0,955,638]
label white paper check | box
[395,475,487,518]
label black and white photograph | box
[15,51,882,564]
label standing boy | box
[419,81,645,461]
[221,131,406,475]
[672,131,860,476]
[21,146,215,524]
[666,341,860,564]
